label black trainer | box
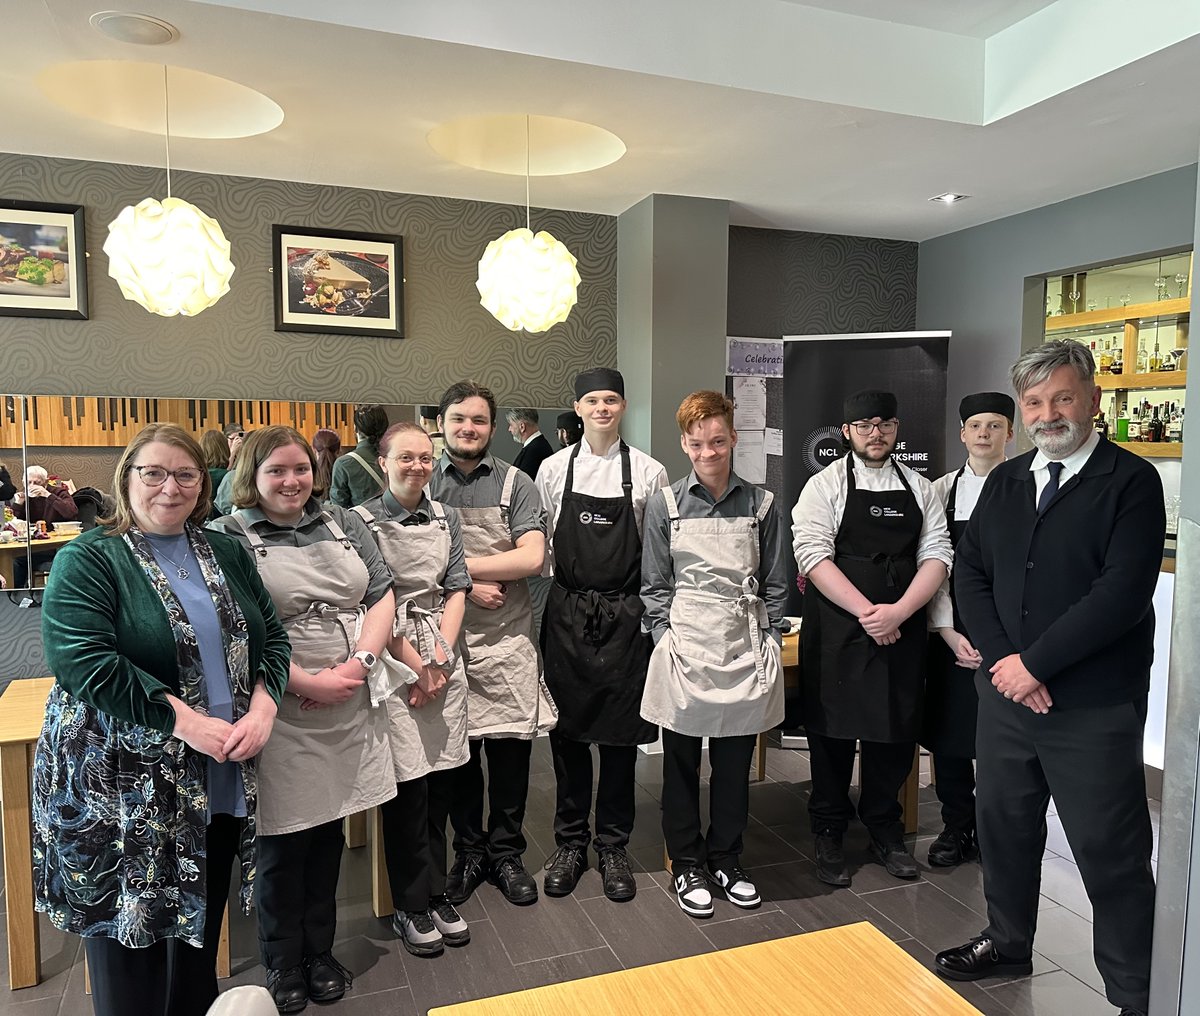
[927,827,979,868]
[869,838,920,880]
[490,855,538,905]
[445,849,487,904]
[543,845,588,897]
[597,847,637,902]
[813,831,851,888]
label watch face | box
[357,651,377,668]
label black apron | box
[920,466,979,758]
[800,453,927,743]
[541,441,657,746]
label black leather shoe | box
[927,826,978,868]
[813,832,851,888]
[543,845,588,897]
[869,838,920,879]
[303,952,352,1003]
[265,965,308,1014]
[1118,1008,1147,1016]
[445,850,488,904]
[934,936,1033,982]
[597,847,637,902]
[490,855,538,905]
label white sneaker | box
[673,868,714,918]
[711,865,761,909]
[429,894,470,946]
[392,909,444,956]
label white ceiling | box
[3,0,1198,242]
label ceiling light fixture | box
[104,65,235,317]
[929,192,970,205]
[476,116,580,334]
[89,11,180,46]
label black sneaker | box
[489,855,538,905]
[813,831,851,888]
[429,894,471,946]
[445,850,487,904]
[673,867,714,918]
[710,864,761,909]
[869,838,920,879]
[392,909,444,957]
[302,952,352,1003]
[597,847,637,902]
[265,965,307,1014]
[543,845,588,897]
[927,827,979,868]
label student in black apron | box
[922,392,1014,867]
[790,390,952,889]
[536,368,668,902]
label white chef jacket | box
[926,461,993,630]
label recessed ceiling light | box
[929,192,970,205]
[89,12,180,46]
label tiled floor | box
[0,736,1159,1016]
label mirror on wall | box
[1,395,573,592]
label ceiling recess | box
[88,11,180,46]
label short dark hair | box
[438,381,497,426]
[353,405,390,445]
[223,421,244,438]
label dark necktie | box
[1038,461,1064,514]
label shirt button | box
[1026,561,1034,569]
[1021,609,1028,617]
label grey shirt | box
[209,498,393,608]
[358,489,472,596]
[427,453,546,541]
[329,439,385,509]
[641,470,789,646]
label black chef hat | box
[958,392,1015,424]
[843,389,897,423]
[574,367,625,401]
[557,411,582,432]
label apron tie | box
[284,601,365,659]
[839,552,902,589]
[581,589,618,645]
[397,599,455,669]
[732,578,771,693]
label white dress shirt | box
[1030,428,1100,503]
[790,453,953,578]
[926,460,999,631]
[536,436,669,573]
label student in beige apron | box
[640,392,788,918]
[354,422,472,958]
[211,426,396,1014]
[427,381,556,908]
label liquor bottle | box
[1094,411,1109,439]
[1136,337,1149,373]
[1098,339,1113,374]
[1110,345,1123,375]
[1116,402,1130,442]
[1129,407,1141,441]
[1168,404,1182,443]
[1150,339,1163,371]
[1150,405,1163,442]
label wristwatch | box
[352,650,377,672]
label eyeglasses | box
[387,454,434,467]
[131,465,204,488]
[850,420,898,436]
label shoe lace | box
[721,865,751,886]
[497,856,525,877]
[676,867,709,891]
[306,951,353,989]
[406,910,437,934]
[430,896,462,923]
[552,845,584,869]
[601,849,631,876]
[268,964,303,986]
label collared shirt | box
[523,431,543,447]
[427,453,545,540]
[209,497,393,607]
[641,469,788,645]
[927,460,1003,631]
[535,436,669,572]
[790,453,953,577]
[329,439,385,509]
[1030,428,1100,504]
[357,489,471,595]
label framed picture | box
[0,200,88,320]
[272,225,404,339]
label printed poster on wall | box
[727,336,784,377]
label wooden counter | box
[0,531,77,589]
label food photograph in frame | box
[0,200,88,320]
[273,225,404,338]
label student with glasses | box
[33,424,291,1016]
[790,390,952,888]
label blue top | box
[145,531,246,819]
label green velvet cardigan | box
[41,526,291,730]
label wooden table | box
[0,677,54,989]
[0,532,77,589]
[428,921,981,1015]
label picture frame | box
[0,200,89,320]
[272,225,404,339]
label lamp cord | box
[163,64,172,200]
[525,114,531,231]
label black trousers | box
[807,733,915,843]
[380,768,457,912]
[932,754,976,832]
[449,737,532,863]
[550,731,637,851]
[84,814,240,1016]
[256,818,344,970]
[661,729,756,872]
[975,675,1154,1011]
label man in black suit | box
[934,340,1162,1016]
[507,408,555,479]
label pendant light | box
[103,66,235,317]
[476,116,580,333]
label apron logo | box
[870,506,905,518]
[869,506,883,517]
[579,511,592,524]
[578,510,612,526]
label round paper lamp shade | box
[476,227,580,333]
[104,196,235,317]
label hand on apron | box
[409,665,449,708]
[468,581,507,609]
[299,662,367,711]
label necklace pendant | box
[177,566,190,580]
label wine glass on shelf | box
[1155,276,1168,300]
[1176,273,1189,299]
[1120,293,1131,307]
[1087,300,1097,312]
[1068,289,1080,313]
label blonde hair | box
[200,429,231,470]
[102,424,211,536]
[230,425,325,509]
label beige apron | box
[235,511,396,835]
[352,501,469,782]
[640,487,784,738]
[455,466,557,739]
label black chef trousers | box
[550,731,637,852]
[932,754,976,833]
[380,768,457,912]
[84,814,240,1016]
[807,733,915,844]
[450,737,532,863]
[661,729,756,872]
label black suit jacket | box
[512,433,554,480]
[954,436,1164,710]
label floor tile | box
[1044,815,1075,862]
[483,889,605,965]
[1037,856,1092,922]
[0,914,80,1002]
[579,883,713,968]
[700,909,804,950]
[398,917,526,1014]
[1027,905,1104,995]
[985,970,1106,1015]
[513,946,623,990]
[326,985,420,1016]
[753,860,909,942]
[895,938,1015,1016]
[859,881,991,954]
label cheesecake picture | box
[301,250,372,294]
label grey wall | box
[917,165,1199,455]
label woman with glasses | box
[353,422,471,957]
[790,390,952,890]
[211,425,396,1013]
[33,423,291,1016]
